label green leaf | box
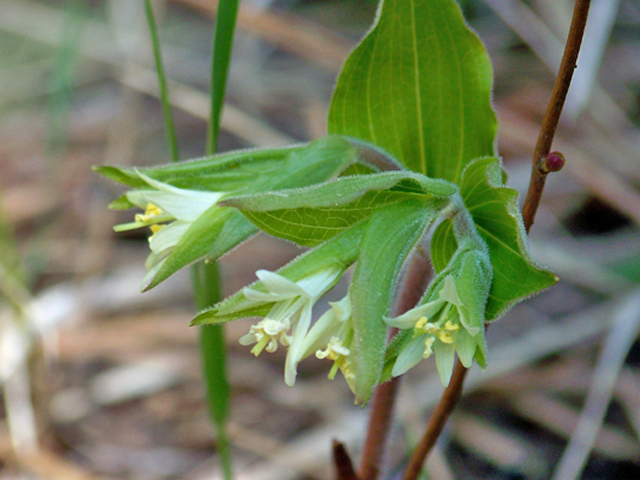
[350,199,440,402]
[224,171,456,211]
[95,137,356,191]
[431,157,557,320]
[225,172,455,246]
[328,0,497,182]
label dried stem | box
[400,1,592,479]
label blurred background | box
[1,0,640,478]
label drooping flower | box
[114,171,225,279]
[297,295,356,391]
[385,248,491,386]
[234,267,344,386]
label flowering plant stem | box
[396,1,592,479]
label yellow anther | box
[444,320,459,331]
[145,203,162,216]
[437,329,454,344]
[415,317,427,329]
[135,203,164,223]
[149,224,164,234]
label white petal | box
[434,341,456,387]
[238,333,257,346]
[392,336,425,377]
[138,171,224,202]
[455,329,476,368]
[298,308,340,360]
[284,303,314,387]
[138,191,220,222]
[125,190,153,209]
[242,287,291,303]
[148,221,190,254]
[439,275,463,306]
[256,270,306,296]
[385,298,445,329]
[329,295,352,322]
[296,266,342,298]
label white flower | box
[236,267,343,386]
[298,295,356,391]
[386,274,485,386]
[114,171,224,278]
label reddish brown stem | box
[359,378,400,480]
[358,251,431,480]
[522,0,591,232]
[402,362,468,480]
[400,1,591,479]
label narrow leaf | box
[144,0,179,162]
[351,200,440,402]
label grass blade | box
[192,262,232,479]
[200,1,241,478]
[206,0,240,155]
[143,2,235,476]
[144,0,180,163]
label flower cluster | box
[114,172,224,278]
[386,248,490,386]
[233,267,353,387]
[299,295,356,390]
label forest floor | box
[1,0,640,479]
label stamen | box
[135,203,164,223]
[437,329,454,344]
[444,320,459,331]
[423,336,435,358]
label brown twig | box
[400,1,592,479]
[522,0,591,232]
[402,361,468,480]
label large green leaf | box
[431,157,557,320]
[96,136,358,191]
[328,0,497,182]
[240,191,411,246]
[223,171,456,211]
[224,172,455,246]
[350,199,440,402]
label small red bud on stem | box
[540,151,565,174]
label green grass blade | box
[144,0,180,163]
[142,1,234,475]
[206,0,240,155]
[192,262,232,479]
[200,2,241,478]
